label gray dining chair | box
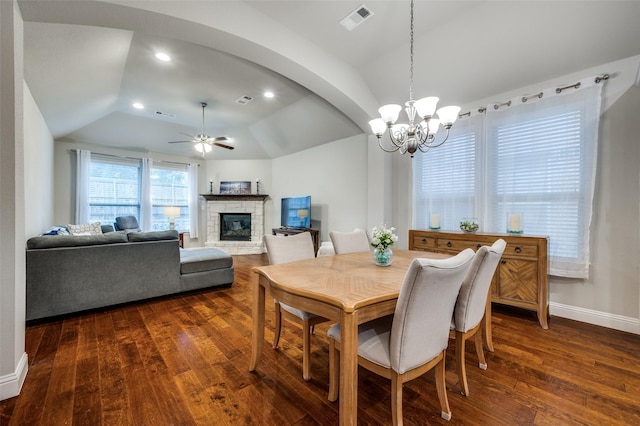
[263,232,329,381]
[327,249,475,424]
[329,229,370,254]
[451,239,506,396]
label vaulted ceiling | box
[18,0,640,160]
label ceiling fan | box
[168,102,234,156]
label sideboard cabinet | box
[409,229,549,329]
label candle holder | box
[429,213,440,230]
[256,180,261,195]
[507,213,523,234]
[209,181,213,194]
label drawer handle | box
[476,244,482,249]
[447,241,452,247]
[421,238,427,244]
[501,260,507,264]
[514,246,521,253]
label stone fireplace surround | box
[202,194,268,255]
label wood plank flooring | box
[2,253,639,425]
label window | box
[88,155,191,232]
[89,156,140,224]
[413,80,602,278]
[413,116,480,231]
[151,164,189,231]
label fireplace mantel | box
[200,194,269,202]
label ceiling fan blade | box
[213,141,234,150]
[179,132,195,138]
[168,140,196,144]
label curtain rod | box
[68,149,199,166]
[458,73,610,118]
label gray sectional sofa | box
[26,230,234,321]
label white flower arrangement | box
[368,225,399,251]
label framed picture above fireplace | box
[220,181,251,195]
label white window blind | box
[413,116,481,231]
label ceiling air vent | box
[236,95,254,105]
[155,111,176,119]
[340,4,374,31]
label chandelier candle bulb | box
[508,213,522,234]
[429,213,440,230]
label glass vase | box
[373,247,393,267]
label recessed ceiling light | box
[264,91,274,98]
[133,102,144,109]
[155,52,171,62]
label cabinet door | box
[496,258,539,306]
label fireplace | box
[220,213,251,241]
[202,194,268,255]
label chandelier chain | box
[409,0,414,101]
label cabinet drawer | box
[502,243,538,259]
[411,235,436,251]
[437,238,483,252]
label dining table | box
[249,249,449,426]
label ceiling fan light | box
[194,143,212,153]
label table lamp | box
[164,206,181,230]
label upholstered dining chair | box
[263,232,330,381]
[327,249,475,424]
[329,229,370,254]
[451,239,506,396]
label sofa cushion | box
[27,232,128,249]
[67,222,102,236]
[127,230,179,242]
[180,247,233,274]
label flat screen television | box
[281,195,311,229]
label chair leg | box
[483,300,494,352]
[272,300,282,349]
[435,353,451,421]
[391,373,403,426]
[475,327,487,370]
[455,331,470,396]
[302,320,311,381]
[328,339,339,401]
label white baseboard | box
[0,352,28,401]
[550,302,640,335]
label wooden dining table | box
[249,249,449,425]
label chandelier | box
[368,0,460,158]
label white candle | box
[509,214,521,232]
[430,213,440,229]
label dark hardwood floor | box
[2,253,639,425]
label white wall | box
[272,134,368,243]
[0,0,27,401]
[23,83,53,238]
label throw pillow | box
[67,222,102,236]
